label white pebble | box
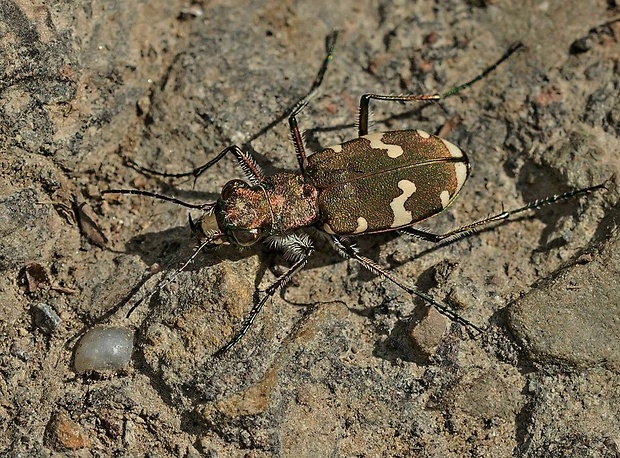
[74,327,134,373]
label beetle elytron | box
[105,32,606,357]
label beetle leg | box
[213,233,315,357]
[358,93,440,137]
[400,181,607,243]
[330,235,484,335]
[358,42,524,136]
[288,31,339,173]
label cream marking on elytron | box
[441,138,464,158]
[330,144,343,153]
[455,162,468,189]
[364,132,405,158]
[416,129,431,139]
[440,190,451,208]
[390,179,417,227]
[353,216,368,233]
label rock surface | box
[1,1,619,456]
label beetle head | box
[190,179,271,247]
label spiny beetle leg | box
[288,31,339,173]
[357,41,525,136]
[213,234,315,358]
[330,236,484,335]
[400,181,608,244]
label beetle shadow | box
[512,162,602,250]
[91,220,267,323]
[122,224,265,274]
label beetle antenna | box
[102,189,215,211]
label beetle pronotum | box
[104,32,606,357]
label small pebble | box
[45,411,91,451]
[408,307,449,358]
[10,344,29,361]
[74,326,134,373]
[33,303,62,333]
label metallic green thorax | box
[214,129,469,239]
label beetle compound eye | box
[230,228,261,246]
[221,179,247,199]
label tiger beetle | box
[104,32,607,357]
